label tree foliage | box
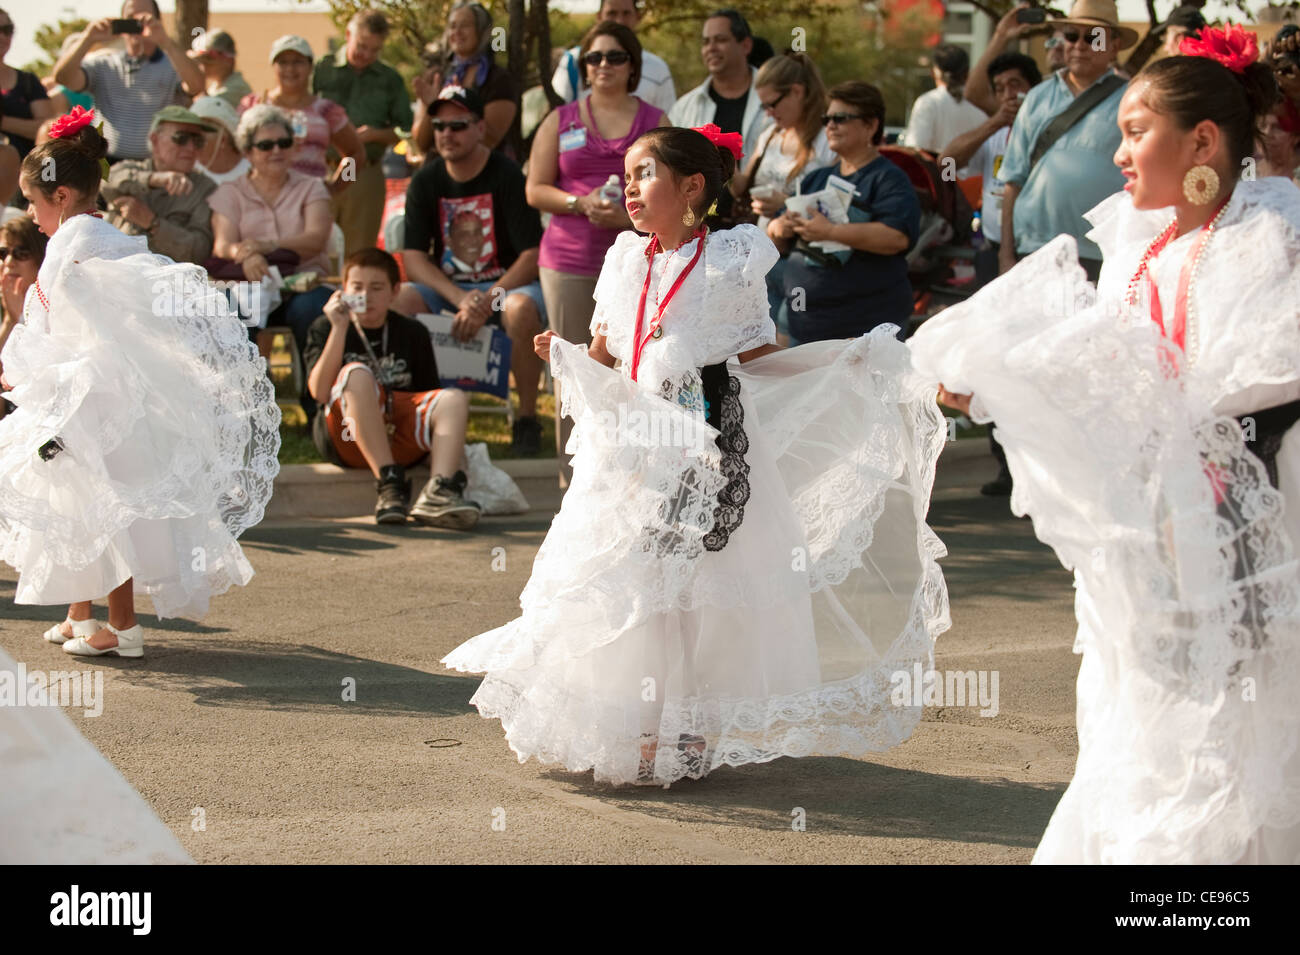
[23,17,89,75]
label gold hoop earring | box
[1182,164,1220,205]
[682,208,696,228]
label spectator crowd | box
[2,0,1299,521]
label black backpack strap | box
[1028,73,1125,174]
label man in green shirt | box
[311,8,414,256]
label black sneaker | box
[511,415,542,456]
[375,465,410,524]
[980,469,1013,497]
[410,469,481,530]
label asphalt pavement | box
[0,448,1082,864]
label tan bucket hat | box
[1049,0,1140,51]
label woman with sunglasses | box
[768,81,920,345]
[209,104,335,356]
[914,28,1300,863]
[0,109,278,658]
[0,215,46,420]
[0,215,45,344]
[730,53,833,344]
[412,2,520,156]
[526,20,665,481]
[238,36,365,196]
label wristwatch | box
[566,195,579,213]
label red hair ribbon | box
[692,123,744,161]
[1179,24,1259,74]
[48,106,97,140]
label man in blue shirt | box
[997,0,1135,281]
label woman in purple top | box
[527,21,665,481]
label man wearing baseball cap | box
[190,95,251,186]
[401,84,548,455]
[1153,5,1208,58]
[100,105,219,264]
[189,28,251,107]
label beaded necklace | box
[1124,194,1231,364]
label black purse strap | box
[1028,73,1125,174]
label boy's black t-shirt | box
[303,310,440,393]
[402,150,542,284]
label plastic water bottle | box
[599,174,622,204]
[971,210,988,251]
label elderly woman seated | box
[208,103,335,353]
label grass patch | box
[274,394,558,466]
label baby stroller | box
[879,145,978,335]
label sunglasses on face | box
[0,246,33,262]
[0,24,14,36]
[253,137,295,151]
[170,131,206,148]
[760,89,790,112]
[1062,28,1104,45]
[583,50,631,67]
[432,119,473,132]
[821,112,864,127]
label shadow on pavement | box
[550,755,1063,850]
[62,639,472,717]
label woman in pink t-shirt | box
[526,21,665,479]
[239,35,365,195]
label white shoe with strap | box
[62,623,145,659]
[43,617,101,645]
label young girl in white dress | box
[443,125,950,786]
[912,28,1300,863]
[0,108,280,658]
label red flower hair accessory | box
[1179,23,1259,74]
[48,106,97,140]
[691,123,744,160]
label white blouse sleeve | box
[589,231,643,340]
[695,223,778,365]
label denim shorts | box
[411,279,548,329]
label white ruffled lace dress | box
[0,214,280,619]
[443,224,950,786]
[909,178,1300,863]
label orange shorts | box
[316,362,444,469]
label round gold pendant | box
[386,423,396,436]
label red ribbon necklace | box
[630,227,707,381]
[1126,194,1231,353]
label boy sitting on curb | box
[304,247,481,528]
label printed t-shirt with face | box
[403,151,543,284]
[303,310,440,393]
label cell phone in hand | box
[1016,8,1048,23]
[342,292,367,313]
[111,18,143,34]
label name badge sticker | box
[559,125,587,152]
